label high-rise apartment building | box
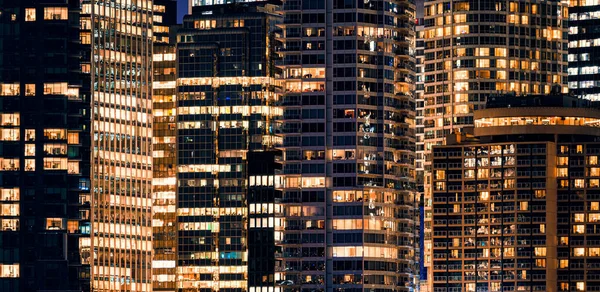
[568,0,600,100]
[431,94,600,292]
[276,0,419,291]
[0,0,92,290]
[421,0,568,146]
[175,2,282,290]
[421,0,569,285]
[88,0,154,290]
[152,0,179,291]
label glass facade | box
[0,0,92,290]
[276,0,419,291]
[176,3,282,290]
[568,0,600,100]
[89,0,154,290]
[152,0,179,291]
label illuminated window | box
[557,168,568,177]
[577,282,585,291]
[454,70,468,80]
[67,220,79,233]
[454,1,470,11]
[453,204,460,213]
[80,32,91,45]
[24,159,35,172]
[574,213,585,222]
[43,83,68,95]
[477,59,490,68]
[46,218,65,230]
[44,129,66,140]
[479,191,489,201]
[453,14,466,23]
[1,219,18,231]
[592,202,600,211]
[68,161,79,174]
[503,247,515,257]
[0,113,19,126]
[0,129,18,142]
[519,201,528,211]
[535,190,546,198]
[496,59,507,69]
[0,264,18,278]
[453,238,461,247]
[43,158,67,170]
[0,188,19,201]
[44,144,67,155]
[534,247,546,256]
[81,64,91,74]
[0,83,19,96]
[559,259,569,268]
[25,129,35,141]
[0,203,19,216]
[0,159,19,171]
[558,157,569,166]
[68,132,79,144]
[435,182,445,191]
[476,48,489,56]
[43,7,68,20]
[454,25,469,34]
[535,259,546,267]
[574,179,585,188]
[25,84,35,96]
[573,225,585,234]
[25,8,36,21]
[477,169,489,179]
[495,48,507,57]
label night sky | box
[177,0,188,23]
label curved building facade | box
[276,0,419,291]
[421,0,569,286]
[431,95,600,292]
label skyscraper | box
[276,0,419,291]
[420,0,569,285]
[247,150,281,291]
[175,2,282,290]
[430,94,600,292]
[0,0,92,290]
[88,0,154,290]
[568,0,600,100]
[152,0,179,291]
